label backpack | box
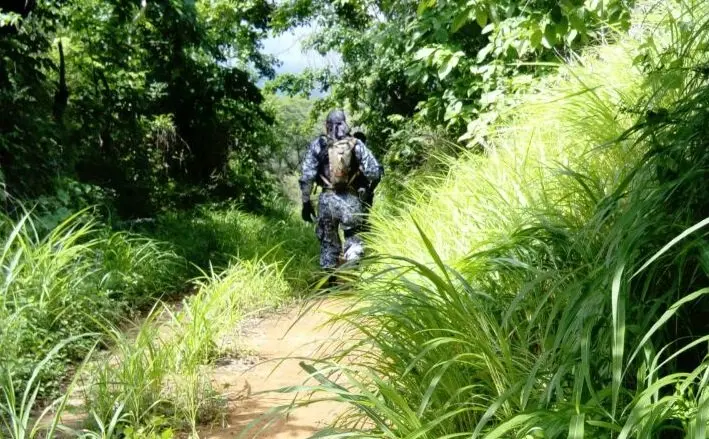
[325,136,359,189]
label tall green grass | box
[367,39,648,266]
[83,258,292,437]
[0,195,319,436]
[0,210,182,402]
[135,201,319,292]
[1,246,297,437]
[294,1,709,437]
[0,336,95,439]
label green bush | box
[0,210,183,401]
[135,201,320,292]
[85,258,291,436]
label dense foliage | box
[0,211,183,402]
[270,0,632,176]
[0,200,318,435]
[297,1,709,437]
[1,0,277,217]
[0,0,323,432]
[264,94,322,174]
[5,0,709,437]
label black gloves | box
[302,201,315,223]
[358,186,374,207]
[357,187,369,203]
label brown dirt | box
[198,299,348,439]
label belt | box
[321,186,354,194]
[319,172,361,193]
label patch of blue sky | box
[259,25,340,96]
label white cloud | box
[262,25,340,75]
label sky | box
[259,25,340,88]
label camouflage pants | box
[316,191,365,269]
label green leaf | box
[556,19,569,37]
[481,23,495,34]
[693,388,709,439]
[411,219,451,284]
[542,25,557,48]
[476,44,493,63]
[566,29,579,45]
[417,0,436,16]
[627,287,709,369]
[569,11,585,31]
[481,413,539,438]
[568,413,585,439]
[414,47,436,61]
[475,8,488,27]
[611,264,626,417]
[438,53,461,79]
[633,216,709,278]
[530,28,543,49]
[444,100,463,120]
[472,382,526,438]
[451,11,469,32]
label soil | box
[197,299,348,439]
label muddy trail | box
[198,299,348,438]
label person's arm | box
[354,140,382,190]
[298,138,322,222]
[299,138,321,204]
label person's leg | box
[337,193,365,265]
[343,230,365,264]
[316,192,342,271]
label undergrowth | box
[135,201,319,292]
[0,210,182,401]
[0,196,318,437]
[82,258,291,437]
[293,1,709,438]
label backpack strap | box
[346,137,362,185]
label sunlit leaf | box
[566,29,579,45]
[438,53,461,79]
[414,47,437,61]
[476,44,493,63]
[475,8,488,27]
[451,11,469,32]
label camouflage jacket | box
[299,135,383,203]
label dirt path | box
[198,299,348,438]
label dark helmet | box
[325,109,349,140]
[326,109,346,124]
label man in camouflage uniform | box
[299,110,383,271]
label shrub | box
[85,259,291,436]
[0,210,182,402]
[135,201,319,292]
